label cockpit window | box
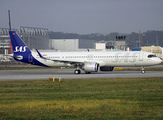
[148,54,156,58]
[153,55,157,57]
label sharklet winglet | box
[36,49,43,58]
[36,49,48,60]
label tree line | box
[49,30,163,48]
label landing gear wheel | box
[74,70,81,74]
[141,70,145,74]
[141,66,145,74]
[85,72,91,74]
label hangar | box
[0,27,49,54]
[49,39,95,51]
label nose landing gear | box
[141,66,145,74]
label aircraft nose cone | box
[157,58,162,64]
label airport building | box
[0,28,18,54]
[95,35,127,50]
[0,27,49,55]
[49,39,95,51]
[19,27,49,50]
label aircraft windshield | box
[148,54,157,58]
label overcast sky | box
[1,0,163,34]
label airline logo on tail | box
[14,46,27,52]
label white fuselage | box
[31,51,161,67]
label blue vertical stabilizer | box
[9,31,31,62]
[9,31,31,54]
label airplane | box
[9,31,162,74]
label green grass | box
[0,78,163,119]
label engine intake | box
[83,62,99,72]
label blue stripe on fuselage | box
[14,53,49,67]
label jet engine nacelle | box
[83,62,99,72]
[100,66,114,71]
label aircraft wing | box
[36,49,86,65]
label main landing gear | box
[74,69,91,74]
[141,66,145,74]
[74,69,81,74]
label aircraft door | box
[139,53,143,61]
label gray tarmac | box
[0,68,163,81]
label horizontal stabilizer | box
[5,54,23,60]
